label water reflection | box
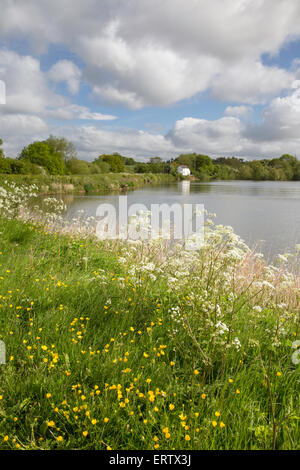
[178,180,190,195]
[48,180,300,260]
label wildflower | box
[82,431,88,437]
[91,419,97,425]
[201,393,206,400]
[194,369,199,375]
[104,417,109,423]
[277,372,282,377]
[3,436,9,442]
[215,411,221,417]
[169,404,175,411]
[220,422,226,428]
[236,389,241,394]
[46,393,51,399]
[212,421,217,427]
[185,435,191,441]
[56,436,63,442]
[47,421,55,427]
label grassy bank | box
[0,184,299,450]
[0,173,176,195]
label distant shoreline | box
[0,173,176,195]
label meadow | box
[0,182,299,450]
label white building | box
[177,165,191,177]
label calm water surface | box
[59,180,300,260]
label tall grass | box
[0,184,299,450]
[0,173,176,195]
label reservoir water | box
[58,180,300,260]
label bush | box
[84,182,95,193]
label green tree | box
[94,154,125,173]
[19,141,65,175]
[195,154,214,175]
[248,161,270,180]
[66,157,91,175]
[135,162,150,173]
[45,135,77,163]
[0,157,11,174]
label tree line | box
[0,136,300,181]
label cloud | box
[93,85,146,110]
[1,1,300,160]
[0,113,49,156]
[0,49,66,114]
[0,49,116,120]
[57,125,176,161]
[48,60,82,95]
[45,104,117,121]
[212,60,294,104]
[244,82,300,142]
[167,84,300,158]
[168,116,243,155]
[224,105,253,118]
[1,1,300,107]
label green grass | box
[0,217,299,450]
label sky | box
[1,0,300,161]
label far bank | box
[0,173,176,195]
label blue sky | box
[1,0,300,161]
